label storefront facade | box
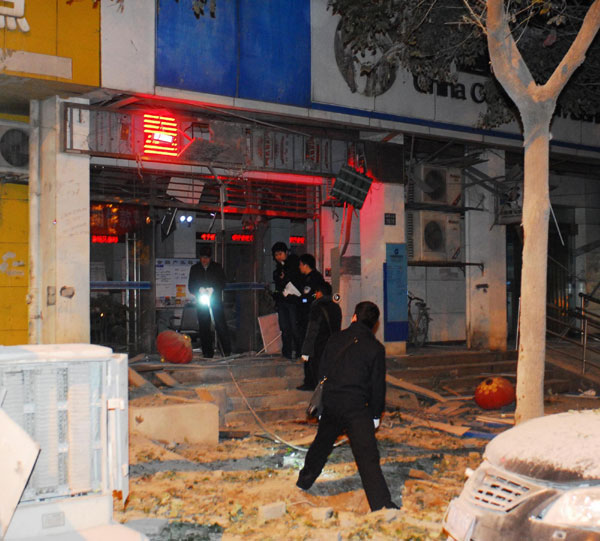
[1,0,599,354]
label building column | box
[321,204,361,329]
[360,181,406,355]
[34,96,90,344]
[464,150,507,350]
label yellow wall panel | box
[0,243,28,287]
[4,0,57,55]
[0,183,28,342]
[0,329,28,346]
[0,197,29,241]
[57,0,100,86]
[1,0,100,86]
[0,285,28,334]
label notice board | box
[155,258,198,308]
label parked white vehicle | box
[444,409,600,541]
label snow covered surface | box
[0,344,114,363]
[485,410,600,481]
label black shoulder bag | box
[306,336,358,418]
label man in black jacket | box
[298,281,342,391]
[298,253,325,340]
[272,242,304,359]
[187,245,231,357]
[297,301,398,512]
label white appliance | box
[406,210,461,262]
[0,344,146,540]
[407,165,462,206]
[0,120,29,176]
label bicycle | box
[408,292,431,347]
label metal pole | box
[125,233,130,348]
[583,318,588,375]
[515,297,521,351]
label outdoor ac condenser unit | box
[0,120,29,176]
[406,210,461,262]
[407,165,462,206]
[0,344,146,540]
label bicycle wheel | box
[413,314,429,347]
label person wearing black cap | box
[272,241,303,360]
[188,246,231,357]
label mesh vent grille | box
[0,361,105,502]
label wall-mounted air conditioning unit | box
[0,120,29,176]
[407,165,462,206]
[406,210,461,261]
[0,344,146,540]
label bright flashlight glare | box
[186,215,193,223]
[200,294,210,306]
[179,215,186,223]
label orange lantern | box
[474,377,516,410]
[156,330,192,364]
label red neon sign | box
[289,236,305,245]
[199,233,216,241]
[92,234,119,244]
[143,114,179,157]
[231,234,254,243]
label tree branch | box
[485,0,535,109]
[542,0,600,100]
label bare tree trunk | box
[515,118,551,423]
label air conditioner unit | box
[0,120,29,176]
[406,210,461,262]
[407,165,462,206]
[0,344,145,540]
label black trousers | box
[197,302,231,357]
[297,405,394,511]
[276,301,302,358]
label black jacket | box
[319,321,387,419]
[188,261,227,300]
[300,269,324,307]
[273,253,303,304]
[301,296,342,360]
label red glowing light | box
[143,113,179,157]
[231,234,254,243]
[92,234,119,244]
[289,236,305,245]
[199,233,216,241]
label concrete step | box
[228,388,310,411]
[389,349,518,370]
[213,376,305,396]
[224,404,308,425]
[388,360,518,382]
[172,359,303,385]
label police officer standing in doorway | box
[272,242,304,360]
[188,245,232,358]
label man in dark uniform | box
[298,281,342,391]
[297,301,398,512]
[297,253,325,385]
[272,242,304,360]
[187,245,231,358]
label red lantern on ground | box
[156,330,192,364]
[474,377,516,410]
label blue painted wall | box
[156,0,311,107]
